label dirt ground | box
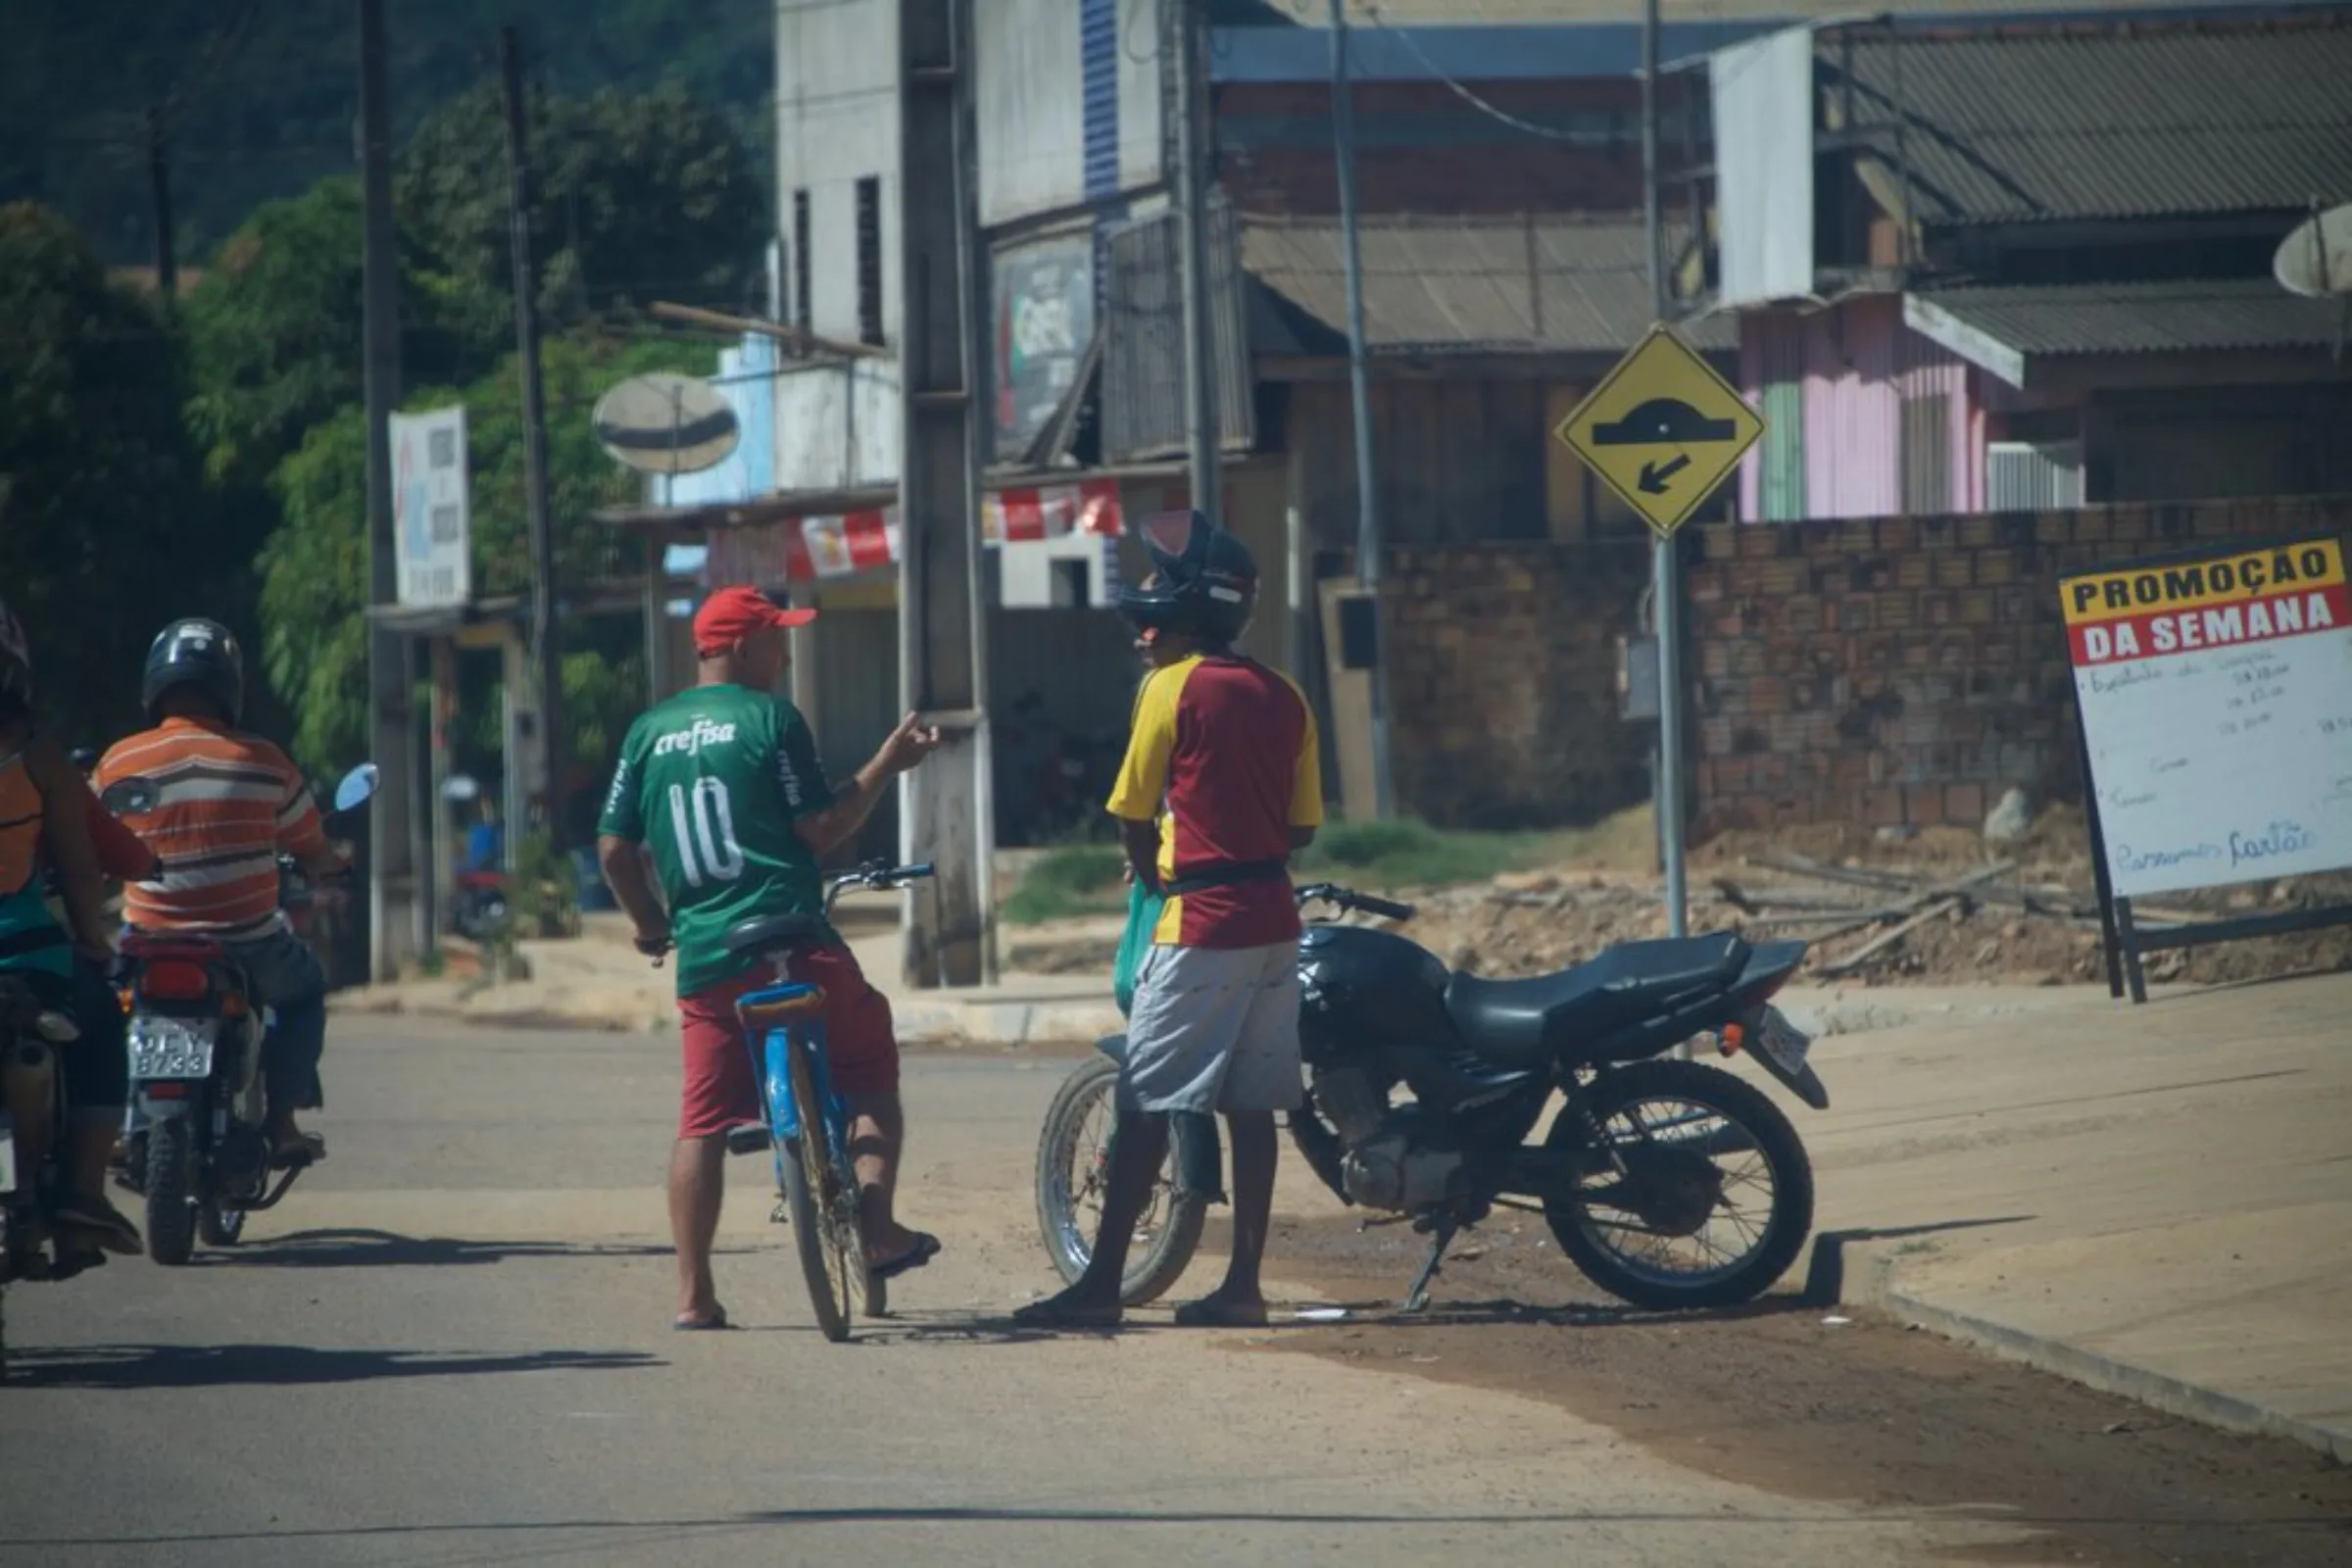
[1009,807,2352,991]
[1223,1211,2352,1567]
[1402,808,2352,989]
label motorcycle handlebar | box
[1294,882,1417,923]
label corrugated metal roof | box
[1242,213,1736,355]
[1913,277,2349,357]
[1226,1,2294,23]
[1833,20,2352,225]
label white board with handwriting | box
[2063,536,2352,899]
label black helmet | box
[141,618,246,725]
[1115,510,1259,649]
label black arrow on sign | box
[1638,455,1691,495]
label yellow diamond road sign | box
[1553,326,1766,540]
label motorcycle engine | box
[1308,1069,1464,1212]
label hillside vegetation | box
[1,1,772,267]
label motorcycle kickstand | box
[1401,1216,1459,1315]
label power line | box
[1357,3,1633,143]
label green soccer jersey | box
[598,683,837,996]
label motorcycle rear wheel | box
[1034,1054,1206,1307]
[1543,1058,1813,1312]
[144,1118,199,1267]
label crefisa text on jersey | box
[652,717,741,757]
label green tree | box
[4,2,775,270]
[0,202,223,742]
[256,329,713,774]
[181,178,487,498]
[396,75,765,327]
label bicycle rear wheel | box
[779,1032,862,1342]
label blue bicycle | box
[713,859,934,1342]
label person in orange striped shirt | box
[96,620,351,1164]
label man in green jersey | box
[597,585,942,1330]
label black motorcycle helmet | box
[141,618,246,726]
[1115,510,1259,649]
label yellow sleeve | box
[1105,663,1187,822]
[1286,678,1326,829]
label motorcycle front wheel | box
[1543,1058,1814,1312]
[1034,1054,1206,1307]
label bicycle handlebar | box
[1294,882,1416,923]
[821,858,934,915]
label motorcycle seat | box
[1445,934,1751,1068]
[720,912,828,959]
[122,934,228,961]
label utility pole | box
[1329,1,1395,819]
[895,0,993,988]
[1642,0,1691,958]
[501,24,565,854]
[359,0,420,981]
[1171,0,1221,525]
[144,106,176,300]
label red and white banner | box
[704,510,901,587]
[983,479,1123,544]
[706,479,1125,588]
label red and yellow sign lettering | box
[2060,539,2349,666]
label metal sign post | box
[1554,326,1767,956]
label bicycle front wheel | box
[778,1033,863,1342]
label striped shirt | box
[96,718,329,939]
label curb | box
[336,989,1122,1049]
[1835,1242,2351,1464]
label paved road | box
[1,1016,2340,1567]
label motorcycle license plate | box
[1753,1005,1813,1077]
[128,1016,217,1080]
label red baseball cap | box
[693,585,816,656]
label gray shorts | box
[1118,941,1302,1114]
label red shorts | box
[674,945,899,1141]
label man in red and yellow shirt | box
[1019,513,1321,1330]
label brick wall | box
[1683,497,2352,835]
[1383,542,1652,830]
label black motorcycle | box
[1036,881,1829,1313]
[104,762,377,1265]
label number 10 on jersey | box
[669,778,746,886]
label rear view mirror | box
[100,777,158,816]
[332,762,381,814]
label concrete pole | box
[359,0,420,980]
[1171,0,1221,526]
[1329,1,1396,820]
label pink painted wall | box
[1739,295,1985,520]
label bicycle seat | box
[720,912,828,958]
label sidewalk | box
[1793,969,2352,1460]
[334,911,1123,1046]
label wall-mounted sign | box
[993,234,1095,462]
[391,406,470,609]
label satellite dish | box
[2274,204,2352,298]
[592,372,741,475]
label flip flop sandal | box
[1173,1297,1270,1329]
[672,1308,732,1331]
[1010,1296,1124,1330]
[868,1231,941,1282]
[270,1133,327,1169]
